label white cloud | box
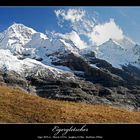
[55,9,96,34]
[88,19,124,46]
[54,9,124,47]
[72,17,96,36]
[56,31,88,49]
[55,9,85,23]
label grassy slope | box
[0,86,140,123]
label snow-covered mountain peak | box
[92,36,140,69]
[7,23,36,35]
[0,23,37,52]
[102,38,121,46]
[5,23,36,42]
[97,38,124,53]
[0,23,81,68]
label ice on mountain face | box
[19,27,80,63]
[0,48,74,80]
[5,23,36,44]
[0,23,36,55]
[24,32,50,60]
[0,49,24,73]
[94,38,139,69]
[113,36,135,49]
[23,58,75,80]
[59,39,79,55]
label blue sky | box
[0,7,140,44]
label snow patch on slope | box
[0,48,74,80]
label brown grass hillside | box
[0,85,140,123]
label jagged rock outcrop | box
[0,69,140,110]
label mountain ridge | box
[0,23,140,111]
[1,23,140,70]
